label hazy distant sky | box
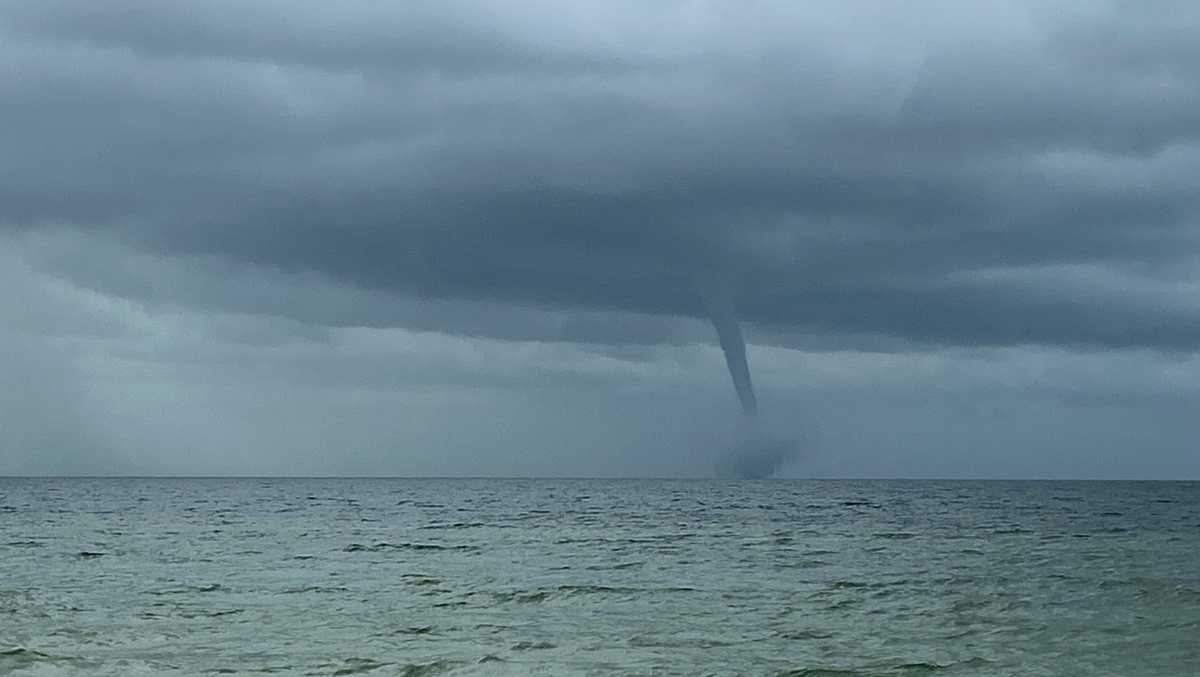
[2,1,1199,477]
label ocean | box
[1,478,1197,676]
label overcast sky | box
[2,1,1198,478]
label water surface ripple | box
[1,478,1197,675]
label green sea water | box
[1,478,1197,675]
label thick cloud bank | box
[1,2,1199,476]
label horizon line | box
[0,475,1196,482]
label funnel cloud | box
[699,277,801,478]
[700,281,758,418]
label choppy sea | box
[1,478,1198,676]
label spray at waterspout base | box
[714,416,800,479]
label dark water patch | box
[586,560,644,570]
[562,584,694,595]
[511,640,556,651]
[400,574,442,586]
[777,629,835,640]
[829,580,870,590]
[779,664,955,677]
[489,584,693,605]
[180,608,243,619]
[343,542,478,553]
[628,633,735,649]
[394,660,459,676]
[393,625,435,635]
[622,533,698,544]
[279,585,350,594]
[554,536,599,545]
[491,590,551,604]
[776,668,862,676]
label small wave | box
[628,633,735,649]
[149,583,223,595]
[0,647,84,670]
[331,658,392,675]
[889,663,946,674]
[76,551,106,559]
[777,663,960,677]
[777,559,827,569]
[5,540,42,548]
[180,608,243,619]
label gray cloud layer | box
[2,1,1199,477]
[4,1,1199,349]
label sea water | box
[1,478,1197,676]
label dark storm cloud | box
[2,1,1199,350]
